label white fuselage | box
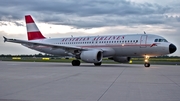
[23,34,171,57]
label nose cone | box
[169,44,177,54]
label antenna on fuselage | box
[144,31,146,34]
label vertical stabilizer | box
[25,15,45,40]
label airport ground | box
[0,61,180,101]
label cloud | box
[0,0,174,28]
[0,0,179,56]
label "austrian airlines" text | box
[62,36,125,42]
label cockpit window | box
[154,39,168,42]
[155,39,158,42]
[159,39,162,42]
[162,39,168,42]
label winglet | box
[3,36,7,42]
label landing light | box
[145,59,148,62]
[145,55,149,62]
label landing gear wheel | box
[72,60,80,66]
[94,62,102,66]
[144,63,150,67]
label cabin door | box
[140,35,147,48]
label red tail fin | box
[25,15,45,40]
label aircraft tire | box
[72,60,80,66]
[94,62,102,66]
[144,63,150,67]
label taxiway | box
[0,61,180,101]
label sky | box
[0,0,180,56]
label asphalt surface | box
[0,61,180,101]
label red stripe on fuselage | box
[31,44,152,49]
[80,44,151,48]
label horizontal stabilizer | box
[3,36,7,42]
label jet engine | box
[80,50,103,63]
[109,57,131,63]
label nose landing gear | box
[144,62,150,67]
[144,56,150,67]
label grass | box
[0,57,179,65]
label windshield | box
[154,39,168,42]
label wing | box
[3,36,84,52]
[3,36,114,57]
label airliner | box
[3,15,177,67]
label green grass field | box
[0,56,179,65]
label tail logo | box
[25,15,45,40]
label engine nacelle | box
[109,57,131,63]
[80,50,103,63]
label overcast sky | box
[0,0,179,56]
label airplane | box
[3,15,177,67]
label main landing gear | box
[94,62,102,66]
[72,60,80,66]
[144,56,150,67]
[71,60,102,66]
